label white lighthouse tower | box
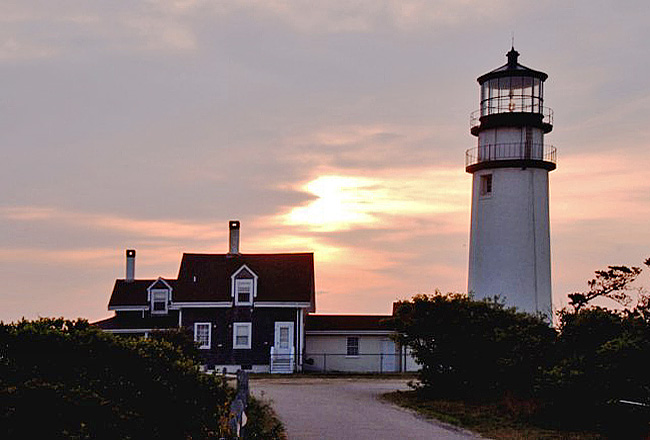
[466,47,556,316]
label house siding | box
[181,307,302,369]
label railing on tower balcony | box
[465,143,557,168]
[470,102,553,132]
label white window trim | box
[479,173,493,198]
[346,336,360,358]
[194,322,212,350]
[254,302,312,308]
[230,265,258,301]
[108,305,148,311]
[233,322,252,349]
[150,290,169,315]
[147,277,173,315]
[234,279,254,306]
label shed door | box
[381,338,397,372]
[274,322,294,356]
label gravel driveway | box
[250,377,485,440]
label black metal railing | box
[470,104,553,131]
[465,143,556,168]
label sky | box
[2,0,650,323]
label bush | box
[245,396,286,440]
[0,318,231,439]
[391,293,556,401]
[392,292,650,436]
[541,308,650,433]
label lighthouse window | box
[480,174,493,196]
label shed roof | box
[305,314,394,332]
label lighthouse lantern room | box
[466,48,556,316]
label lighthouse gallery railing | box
[470,104,553,131]
[465,143,556,168]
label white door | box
[274,322,294,356]
[381,338,397,372]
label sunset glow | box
[286,175,379,231]
[285,170,469,232]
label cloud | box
[0,0,538,63]
[220,0,529,33]
[0,1,199,60]
[0,206,220,241]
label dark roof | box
[107,253,315,308]
[305,314,394,332]
[108,279,177,308]
[149,278,171,290]
[477,48,548,84]
[174,253,315,303]
[93,314,178,331]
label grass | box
[382,390,605,440]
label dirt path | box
[251,377,486,440]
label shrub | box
[541,308,650,433]
[391,293,556,401]
[0,318,230,439]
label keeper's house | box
[95,221,418,373]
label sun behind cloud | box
[285,175,377,231]
[284,169,469,233]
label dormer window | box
[151,290,169,314]
[147,278,172,315]
[231,265,258,306]
[235,279,253,305]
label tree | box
[567,258,650,312]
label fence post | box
[228,370,249,439]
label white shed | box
[304,315,419,373]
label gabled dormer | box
[148,277,173,315]
[231,265,258,306]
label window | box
[151,290,168,314]
[480,174,493,197]
[235,279,253,306]
[233,323,252,349]
[194,322,211,350]
[279,327,289,349]
[346,336,359,357]
[231,265,258,305]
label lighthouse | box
[466,48,556,316]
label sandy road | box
[251,377,486,440]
